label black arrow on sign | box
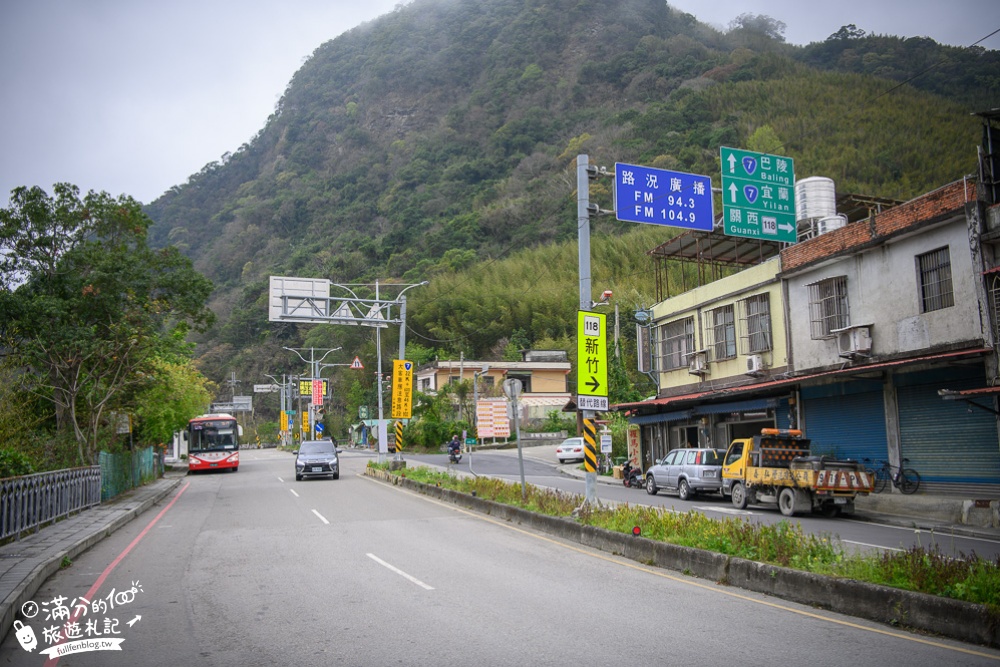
[585,376,601,392]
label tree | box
[0,184,215,464]
[132,357,214,446]
[827,24,867,41]
[728,13,786,42]
[747,124,785,154]
[727,13,787,51]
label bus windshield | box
[189,419,238,452]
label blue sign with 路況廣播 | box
[614,163,714,232]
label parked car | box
[295,439,341,481]
[645,447,725,499]
[555,437,585,463]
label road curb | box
[0,476,183,644]
[365,467,1000,648]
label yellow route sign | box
[577,310,608,411]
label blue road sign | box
[614,163,714,231]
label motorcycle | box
[448,447,462,463]
[622,461,643,489]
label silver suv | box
[295,439,341,481]
[645,448,725,500]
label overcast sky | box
[2,0,998,207]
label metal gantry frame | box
[269,279,427,462]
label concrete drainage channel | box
[366,468,999,649]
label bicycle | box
[863,458,921,494]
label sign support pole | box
[578,154,597,506]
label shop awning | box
[629,410,693,425]
[617,347,992,415]
[692,397,780,415]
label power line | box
[868,26,1000,104]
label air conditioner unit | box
[837,326,872,358]
[688,351,708,376]
[746,354,765,375]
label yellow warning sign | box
[391,360,414,419]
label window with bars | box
[807,276,849,339]
[656,317,694,370]
[917,247,954,313]
[704,305,736,361]
[738,293,772,353]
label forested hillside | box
[143,0,993,403]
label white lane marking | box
[842,540,904,552]
[312,509,330,525]
[841,518,1000,546]
[696,506,756,516]
[290,489,299,498]
[366,553,434,590]
[277,476,285,482]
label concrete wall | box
[785,217,983,371]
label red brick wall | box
[781,179,974,272]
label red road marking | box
[44,481,190,666]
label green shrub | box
[0,448,35,478]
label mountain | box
[143,0,994,394]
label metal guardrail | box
[0,466,102,541]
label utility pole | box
[226,372,240,400]
[578,154,597,506]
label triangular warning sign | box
[350,356,364,370]
[365,303,388,328]
[332,301,358,325]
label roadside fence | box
[0,467,102,541]
[1,446,164,541]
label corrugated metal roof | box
[648,229,781,266]
[616,347,992,413]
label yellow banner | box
[391,360,414,419]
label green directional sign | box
[720,147,796,243]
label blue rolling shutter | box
[800,383,886,463]
[896,372,1000,491]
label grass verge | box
[371,462,1000,608]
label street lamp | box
[331,281,427,462]
[283,347,342,439]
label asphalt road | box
[1,449,997,666]
[408,444,1000,560]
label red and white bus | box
[187,413,241,473]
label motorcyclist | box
[448,435,462,462]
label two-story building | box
[415,350,572,421]
[618,151,1000,495]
